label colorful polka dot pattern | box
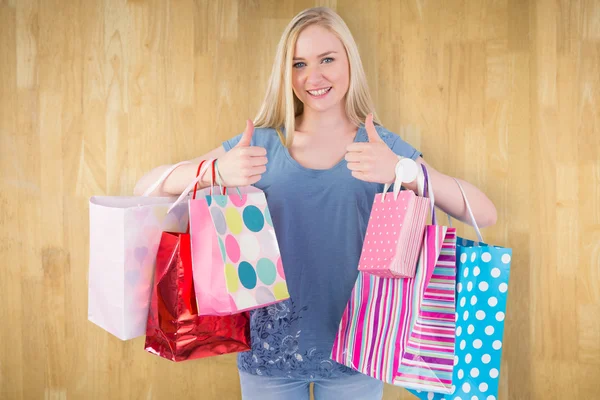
[408,238,512,400]
[207,193,289,312]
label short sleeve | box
[222,127,279,152]
[389,134,422,161]
[222,132,244,151]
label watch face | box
[399,158,418,183]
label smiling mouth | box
[307,87,332,97]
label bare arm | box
[132,146,226,197]
[404,157,498,228]
[346,115,497,228]
[133,120,267,197]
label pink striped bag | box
[331,165,457,394]
[357,167,429,278]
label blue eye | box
[293,58,334,68]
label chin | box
[305,97,342,113]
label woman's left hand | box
[345,113,399,184]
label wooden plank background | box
[1,0,599,399]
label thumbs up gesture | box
[217,119,268,187]
[345,113,398,184]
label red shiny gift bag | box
[144,161,251,362]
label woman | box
[134,7,497,400]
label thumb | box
[236,119,254,147]
[365,113,382,143]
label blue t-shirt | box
[222,124,421,379]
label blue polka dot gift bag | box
[168,159,290,316]
[408,179,512,400]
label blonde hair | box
[253,7,380,147]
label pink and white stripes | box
[331,226,457,394]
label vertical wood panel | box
[1,1,599,399]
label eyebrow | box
[293,51,337,61]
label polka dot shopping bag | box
[170,159,290,316]
[408,179,512,400]
[357,168,430,279]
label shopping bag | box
[358,163,430,278]
[88,161,191,340]
[169,159,290,316]
[408,178,512,400]
[394,165,457,393]
[144,229,251,361]
[332,165,457,393]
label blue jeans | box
[238,370,384,400]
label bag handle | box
[381,156,419,202]
[167,159,215,213]
[192,160,208,200]
[448,178,484,242]
[382,158,484,241]
[418,170,483,242]
[209,159,219,197]
[416,165,484,242]
[381,159,436,225]
[142,160,192,197]
[213,160,243,200]
[184,160,209,234]
[420,164,437,225]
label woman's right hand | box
[133,120,266,196]
[216,119,268,187]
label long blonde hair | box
[253,7,380,147]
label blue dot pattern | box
[238,261,257,290]
[213,194,228,208]
[264,205,273,227]
[408,237,512,400]
[242,205,265,232]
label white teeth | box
[308,87,331,96]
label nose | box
[305,65,326,87]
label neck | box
[295,102,355,136]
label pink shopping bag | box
[358,167,430,278]
[169,159,290,316]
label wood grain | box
[1,1,598,399]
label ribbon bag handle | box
[420,164,437,225]
[142,160,193,197]
[382,156,420,202]
[192,160,208,200]
[449,178,484,242]
[211,159,238,197]
[418,167,483,242]
[167,159,215,214]
[213,160,243,199]
[184,159,209,234]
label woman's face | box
[291,25,350,114]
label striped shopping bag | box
[394,225,457,392]
[332,165,457,394]
[331,224,457,393]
